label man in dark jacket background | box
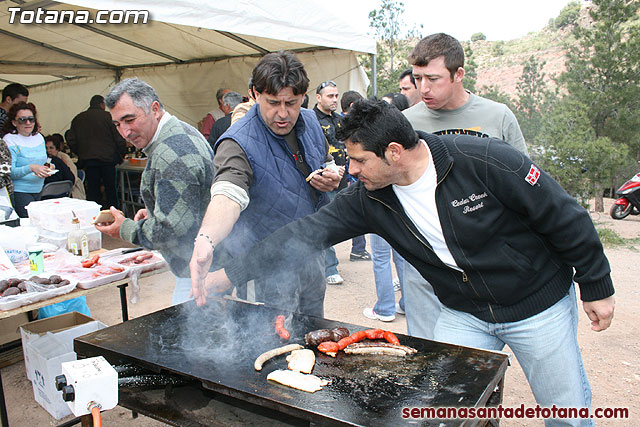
[193,99,615,426]
[66,94,126,208]
[207,91,243,149]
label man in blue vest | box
[190,50,341,317]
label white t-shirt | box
[392,141,461,271]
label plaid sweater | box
[120,115,214,277]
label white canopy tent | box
[0,0,375,134]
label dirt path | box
[2,199,638,425]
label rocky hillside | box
[472,30,569,96]
[470,3,596,97]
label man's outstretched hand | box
[189,237,233,306]
[189,236,215,306]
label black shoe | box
[350,250,371,261]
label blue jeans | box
[404,263,442,339]
[434,286,593,427]
[172,277,193,305]
[370,234,404,316]
[324,247,339,276]
[351,234,366,253]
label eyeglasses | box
[17,116,35,124]
[316,80,337,94]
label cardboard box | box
[20,312,96,380]
[20,312,107,419]
[0,312,30,346]
[29,333,75,419]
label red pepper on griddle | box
[275,315,290,340]
[383,331,400,345]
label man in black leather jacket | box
[193,100,614,424]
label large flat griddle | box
[74,299,508,426]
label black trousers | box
[12,191,41,218]
[84,160,118,209]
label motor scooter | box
[610,172,640,219]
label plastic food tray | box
[0,279,77,311]
[75,263,130,289]
[110,251,167,275]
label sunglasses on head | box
[317,80,337,93]
[17,116,35,124]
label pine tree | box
[463,42,477,94]
[559,0,640,155]
[515,55,552,144]
[557,0,640,210]
[536,98,630,207]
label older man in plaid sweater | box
[97,78,214,305]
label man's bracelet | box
[196,233,215,251]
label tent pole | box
[115,68,122,83]
[371,53,377,97]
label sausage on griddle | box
[304,329,333,347]
[254,344,303,371]
[305,327,350,347]
[329,327,349,341]
[275,315,290,340]
[317,341,340,357]
[344,341,417,355]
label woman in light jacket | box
[0,102,49,217]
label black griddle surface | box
[74,299,507,426]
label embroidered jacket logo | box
[525,164,541,186]
[451,192,488,214]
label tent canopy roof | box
[0,0,376,87]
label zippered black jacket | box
[225,132,614,323]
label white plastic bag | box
[0,225,38,263]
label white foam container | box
[26,198,100,233]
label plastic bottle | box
[67,216,89,259]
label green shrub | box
[555,1,581,29]
[471,32,486,42]
[491,40,505,56]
